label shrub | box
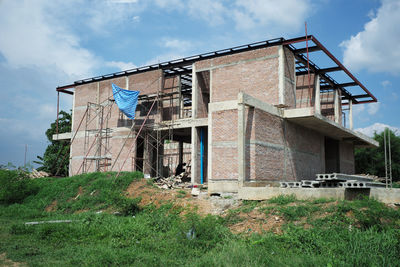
[0,169,39,204]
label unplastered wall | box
[210,109,238,181]
[195,46,280,105]
[339,140,355,174]
[70,70,163,175]
[295,73,316,108]
[162,76,181,121]
[245,108,324,182]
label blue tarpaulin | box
[112,83,140,120]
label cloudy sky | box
[0,0,399,167]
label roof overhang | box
[284,108,378,147]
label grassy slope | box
[1,171,400,266]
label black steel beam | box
[319,66,341,73]
[293,45,321,54]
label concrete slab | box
[238,187,400,204]
[284,110,378,147]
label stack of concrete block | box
[280,173,386,189]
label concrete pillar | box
[191,64,197,119]
[315,75,321,114]
[178,76,183,119]
[334,89,340,124]
[349,99,353,130]
[191,126,198,184]
[278,45,285,105]
[238,93,246,187]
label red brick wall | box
[70,70,163,176]
[211,109,238,180]
[295,73,315,108]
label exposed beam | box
[339,82,358,87]
[352,94,370,99]
[319,66,342,73]
[294,45,321,54]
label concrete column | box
[238,93,246,186]
[334,89,340,123]
[178,76,183,119]
[349,99,353,130]
[207,109,213,183]
[191,126,198,184]
[278,45,285,105]
[315,75,321,114]
[191,64,197,119]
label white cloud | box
[340,0,400,74]
[110,0,139,3]
[186,0,226,26]
[233,0,311,34]
[162,38,193,51]
[85,1,142,34]
[356,123,400,137]
[0,0,99,79]
[106,61,137,71]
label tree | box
[355,129,400,181]
[34,110,71,176]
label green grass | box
[1,171,400,266]
[267,194,297,205]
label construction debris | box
[280,173,386,189]
[29,169,50,178]
[154,171,191,189]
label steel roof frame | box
[57,35,377,105]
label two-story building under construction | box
[54,35,378,194]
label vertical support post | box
[24,144,27,168]
[334,89,340,123]
[278,45,285,105]
[384,129,388,188]
[56,91,60,134]
[178,76,183,119]
[191,126,198,184]
[200,128,204,184]
[237,92,246,187]
[192,64,197,119]
[349,99,353,130]
[389,129,392,188]
[315,75,321,114]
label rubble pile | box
[154,165,192,190]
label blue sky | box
[0,0,399,167]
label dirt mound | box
[45,200,57,212]
[125,180,237,215]
[228,209,285,235]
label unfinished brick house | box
[54,35,378,193]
